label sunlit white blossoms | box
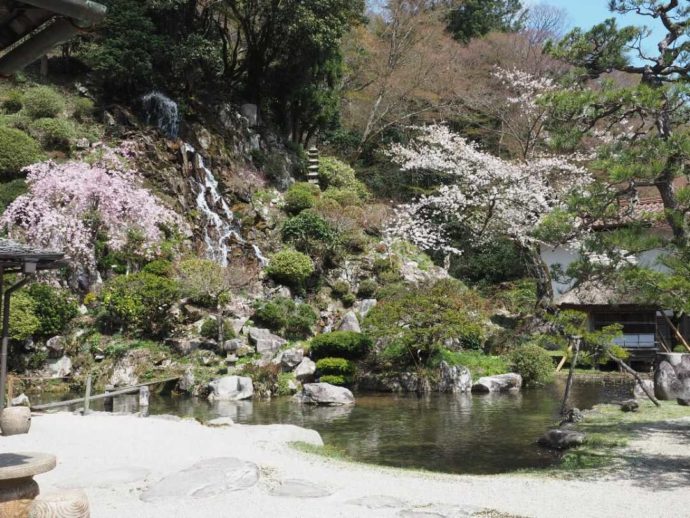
[1,145,189,270]
[387,125,590,254]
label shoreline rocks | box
[295,383,355,406]
[208,376,254,401]
[538,429,586,450]
[471,373,522,394]
[654,353,690,401]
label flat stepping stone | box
[268,479,331,498]
[140,458,259,502]
[58,467,150,489]
[347,495,407,509]
[398,505,481,518]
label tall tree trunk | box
[560,336,580,415]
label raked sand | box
[2,412,690,518]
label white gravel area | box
[2,412,689,518]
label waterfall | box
[183,144,267,267]
[141,92,179,138]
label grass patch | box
[290,441,353,462]
[440,350,508,378]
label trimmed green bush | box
[509,344,554,386]
[316,357,355,375]
[29,118,75,152]
[357,279,378,298]
[22,86,65,119]
[323,187,363,207]
[0,126,43,177]
[0,179,27,212]
[99,272,179,337]
[176,258,229,307]
[341,292,356,307]
[253,297,316,339]
[318,374,349,386]
[9,292,39,341]
[309,331,371,360]
[331,280,350,298]
[265,249,314,287]
[200,317,235,341]
[284,182,319,214]
[2,90,23,114]
[73,97,95,121]
[282,211,339,256]
[318,156,369,201]
[26,283,78,337]
[142,259,174,277]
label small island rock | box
[471,373,522,393]
[295,383,355,406]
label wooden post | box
[7,375,13,405]
[139,386,149,417]
[662,312,690,352]
[103,384,114,412]
[83,375,92,416]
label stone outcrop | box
[633,379,654,399]
[208,376,254,401]
[280,348,304,370]
[247,327,287,357]
[357,299,377,319]
[46,356,72,378]
[46,336,65,356]
[538,429,586,450]
[471,373,522,393]
[654,353,690,400]
[338,311,361,333]
[437,361,472,393]
[294,358,316,382]
[295,383,355,406]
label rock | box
[11,393,30,407]
[240,103,259,126]
[247,327,287,357]
[229,318,247,335]
[281,348,304,370]
[208,376,254,401]
[438,361,472,393]
[75,137,90,149]
[634,379,654,399]
[471,373,522,393]
[338,311,361,333]
[140,458,259,502]
[620,399,639,412]
[294,358,316,382]
[357,299,377,319]
[538,429,586,450]
[207,417,234,427]
[46,336,65,356]
[654,353,690,400]
[46,356,72,378]
[222,338,245,353]
[177,367,195,393]
[236,344,254,357]
[678,398,690,406]
[267,479,331,498]
[110,361,138,388]
[559,408,584,426]
[296,383,355,406]
[167,337,203,355]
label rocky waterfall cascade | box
[182,144,267,267]
[141,92,180,139]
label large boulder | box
[46,356,72,378]
[46,336,65,357]
[633,379,655,399]
[338,311,361,333]
[438,361,472,393]
[296,383,355,406]
[281,348,304,370]
[247,327,287,357]
[471,373,522,393]
[357,299,377,319]
[538,429,586,450]
[654,353,690,400]
[167,337,203,355]
[208,376,254,401]
[294,358,316,382]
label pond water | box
[36,377,633,475]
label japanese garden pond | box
[36,377,634,475]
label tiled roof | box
[0,238,64,271]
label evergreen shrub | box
[309,331,371,360]
[265,249,314,287]
[0,126,43,177]
[284,182,319,214]
[22,86,65,119]
[509,344,554,386]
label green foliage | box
[252,297,317,339]
[318,374,349,386]
[176,259,229,307]
[284,182,319,214]
[309,331,371,360]
[315,357,355,375]
[491,279,537,315]
[9,292,40,341]
[357,279,378,299]
[0,126,43,177]
[73,97,95,122]
[364,279,487,367]
[142,259,174,277]
[341,292,356,307]
[447,0,525,43]
[29,118,74,152]
[26,283,78,337]
[282,211,340,258]
[200,318,235,341]
[265,249,315,287]
[2,90,23,114]
[22,86,65,119]
[99,272,179,337]
[0,179,27,212]
[509,344,554,386]
[318,157,368,200]
[331,280,350,298]
[450,238,527,287]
